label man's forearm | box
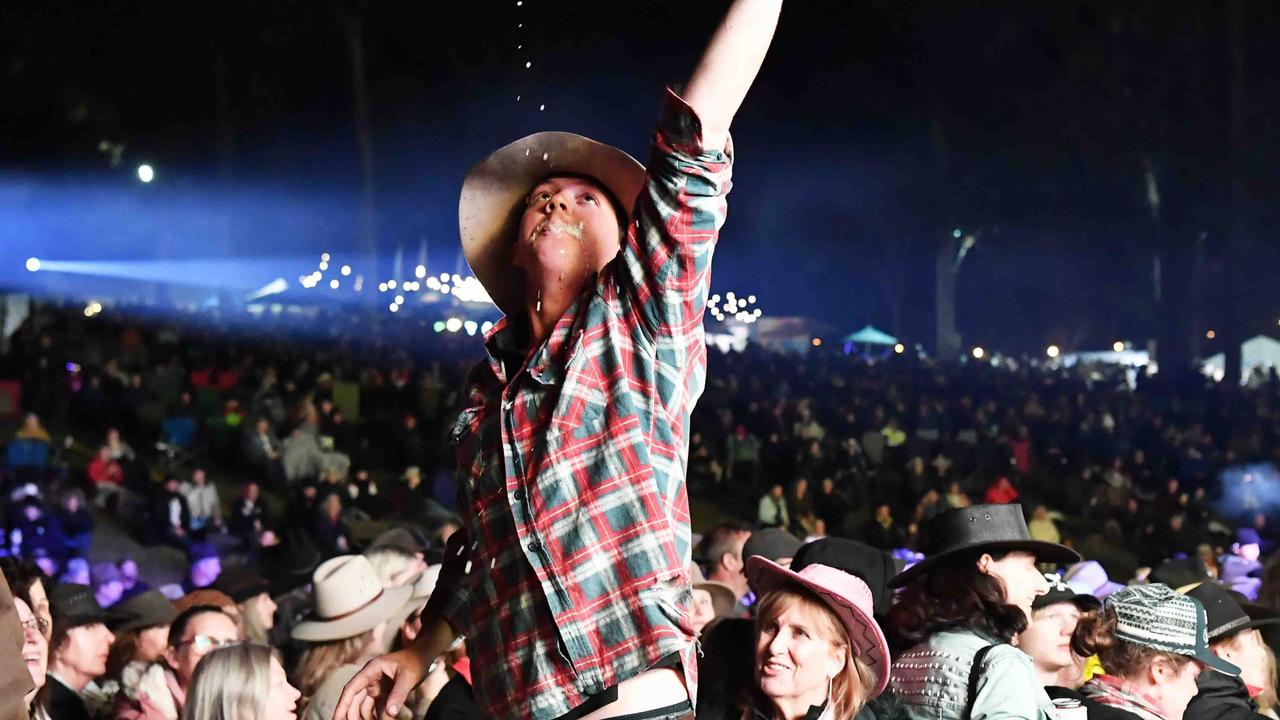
[410,614,457,667]
[683,0,784,150]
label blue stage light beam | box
[25,257,305,291]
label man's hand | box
[333,648,429,720]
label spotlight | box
[387,280,397,290]
[894,343,905,354]
[321,253,331,262]
[329,279,339,289]
[1206,330,1216,340]
[446,317,463,332]
[415,265,427,279]
[1047,345,1061,358]
[340,265,351,276]
[972,347,985,360]
[137,164,155,183]
[389,303,399,313]
[1112,341,1125,353]
[25,258,40,272]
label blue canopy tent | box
[844,325,899,359]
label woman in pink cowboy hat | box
[698,556,892,720]
[336,2,786,720]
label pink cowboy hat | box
[748,556,891,698]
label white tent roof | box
[1202,335,1280,384]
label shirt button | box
[513,488,526,502]
[527,540,542,553]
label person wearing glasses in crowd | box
[3,558,51,720]
[112,605,241,720]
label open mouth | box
[761,660,792,676]
[530,218,585,242]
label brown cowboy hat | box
[458,132,646,317]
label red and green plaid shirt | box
[432,88,732,720]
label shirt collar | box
[483,289,590,386]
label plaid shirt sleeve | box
[618,88,733,370]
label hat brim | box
[888,540,1081,588]
[292,584,412,642]
[114,609,178,633]
[1197,647,1243,676]
[67,610,131,628]
[459,132,646,317]
[748,557,891,698]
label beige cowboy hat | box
[380,565,442,653]
[691,563,736,619]
[292,555,412,642]
[459,132,646,317]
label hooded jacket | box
[1183,667,1267,720]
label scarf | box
[1081,674,1168,720]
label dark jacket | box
[423,675,484,720]
[47,678,91,720]
[1184,667,1268,720]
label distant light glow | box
[446,317,463,333]
[1047,345,1061,358]
[1207,330,1217,339]
[387,280,397,289]
[388,303,399,313]
[811,338,822,347]
[972,347,986,360]
[952,228,962,238]
[340,265,351,276]
[894,343,905,354]
[319,261,329,271]
[137,164,155,183]
[415,265,427,279]
[321,253,330,262]
[329,279,339,289]
[25,258,40,272]
[1112,341,1125,352]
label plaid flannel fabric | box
[433,89,732,720]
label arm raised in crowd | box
[682,0,785,152]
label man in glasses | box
[112,605,241,720]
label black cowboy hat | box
[1185,581,1280,642]
[888,503,1080,588]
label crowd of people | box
[0,304,1278,720]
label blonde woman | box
[182,644,301,720]
[699,557,891,720]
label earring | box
[826,673,834,707]
[536,289,542,312]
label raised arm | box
[682,0,784,151]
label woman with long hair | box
[182,644,301,720]
[290,556,410,714]
[701,557,891,720]
[887,504,1080,719]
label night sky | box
[3,1,1279,355]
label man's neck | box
[49,661,91,691]
[523,273,589,348]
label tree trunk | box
[330,0,379,270]
[1224,0,1246,385]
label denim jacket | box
[889,628,1058,720]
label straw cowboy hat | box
[748,556,892,698]
[292,555,412,642]
[459,132,646,317]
